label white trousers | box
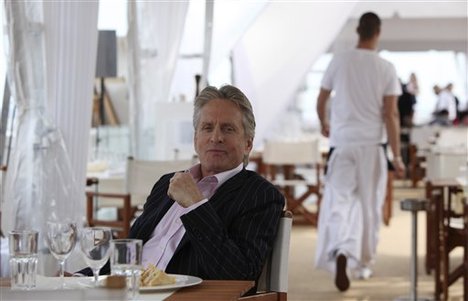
[314,145,387,274]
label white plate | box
[139,274,202,292]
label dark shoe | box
[335,254,350,292]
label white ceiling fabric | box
[232,2,357,149]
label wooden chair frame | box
[86,157,191,238]
[425,180,461,275]
[408,143,426,188]
[261,139,322,226]
[265,164,321,226]
[428,186,466,301]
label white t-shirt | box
[435,90,457,120]
[321,48,401,147]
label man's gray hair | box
[193,85,256,141]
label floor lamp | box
[94,30,117,158]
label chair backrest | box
[425,150,467,180]
[125,157,192,197]
[410,126,440,151]
[263,138,320,165]
[435,127,468,148]
[257,210,293,294]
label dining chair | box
[434,193,467,301]
[262,138,322,226]
[424,180,462,275]
[435,127,468,149]
[240,210,293,301]
[86,157,192,238]
[408,126,440,188]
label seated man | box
[78,85,285,280]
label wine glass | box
[80,227,112,286]
[45,221,77,289]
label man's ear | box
[245,137,253,152]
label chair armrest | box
[86,177,99,186]
[85,191,130,199]
[86,191,132,238]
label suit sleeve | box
[75,174,173,277]
[179,176,284,280]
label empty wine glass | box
[45,221,77,289]
[80,227,112,286]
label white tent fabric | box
[232,2,356,149]
[209,1,268,83]
[127,1,188,159]
[132,1,466,156]
[2,0,98,274]
[170,1,268,108]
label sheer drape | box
[2,0,98,273]
[127,1,188,159]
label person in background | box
[431,83,457,126]
[406,72,419,96]
[398,79,417,128]
[397,80,416,171]
[397,73,418,168]
[315,12,405,292]
[445,83,461,122]
[77,85,285,281]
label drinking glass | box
[45,221,77,289]
[110,239,143,300]
[80,227,112,286]
[8,230,39,290]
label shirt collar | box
[189,162,243,189]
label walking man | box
[315,12,405,292]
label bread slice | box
[140,264,176,286]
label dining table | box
[0,276,256,301]
[163,280,255,301]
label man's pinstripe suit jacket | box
[93,168,284,281]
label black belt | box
[324,143,393,175]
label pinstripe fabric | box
[132,168,284,280]
[80,169,284,279]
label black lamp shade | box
[95,30,117,78]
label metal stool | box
[395,199,431,301]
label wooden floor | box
[287,180,464,301]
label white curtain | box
[2,0,98,274]
[232,2,356,149]
[127,1,188,160]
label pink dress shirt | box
[141,163,243,270]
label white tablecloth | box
[2,275,175,300]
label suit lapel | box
[171,169,248,254]
[207,169,247,209]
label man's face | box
[194,99,253,177]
